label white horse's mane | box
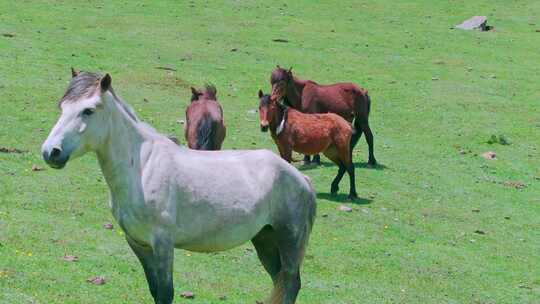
[109,88,162,137]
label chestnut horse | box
[185,85,226,150]
[270,66,376,166]
[258,90,357,199]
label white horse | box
[41,70,316,304]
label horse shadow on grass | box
[298,161,388,172]
[316,193,372,205]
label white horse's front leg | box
[127,233,174,304]
[152,236,175,304]
[126,236,158,299]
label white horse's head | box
[41,69,115,169]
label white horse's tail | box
[269,177,316,304]
[300,178,316,265]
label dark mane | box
[59,72,102,106]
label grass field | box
[1,1,539,303]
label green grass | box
[1,1,539,303]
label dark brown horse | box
[185,85,226,150]
[258,90,357,199]
[270,66,376,166]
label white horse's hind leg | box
[251,225,282,284]
[269,203,314,304]
[268,229,305,304]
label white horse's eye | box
[82,108,95,116]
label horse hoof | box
[330,188,339,195]
[303,161,311,166]
[347,194,358,200]
[368,159,377,167]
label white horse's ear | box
[71,67,80,78]
[100,74,112,92]
[258,90,264,98]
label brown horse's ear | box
[258,90,264,98]
[276,64,281,69]
[190,87,198,95]
[100,74,112,92]
[71,67,80,78]
[288,66,293,73]
[190,87,203,101]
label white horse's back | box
[140,139,313,252]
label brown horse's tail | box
[351,89,370,151]
[196,114,217,150]
[366,92,371,115]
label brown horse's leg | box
[312,154,321,165]
[277,144,293,163]
[331,164,347,195]
[345,163,358,199]
[361,119,376,166]
[331,136,356,198]
[354,117,377,166]
[303,155,311,165]
[340,138,358,199]
[324,146,346,195]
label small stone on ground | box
[31,164,44,171]
[180,291,195,299]
[87,276,106,285]
[455,16,489,31]
[63,255,79,262]
[481,151,496,160]
[338,205,353,212]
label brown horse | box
[185,85,226,150]
[270,66,376,166]
[258,90,357,199]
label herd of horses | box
[187,66,377,199]
[40,67,376,304]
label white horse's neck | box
[95,94,149,216]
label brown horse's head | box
[258,90,274,132]
[270,66,293,102]
[191,84,217,102]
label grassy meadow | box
[0,0,539,303]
